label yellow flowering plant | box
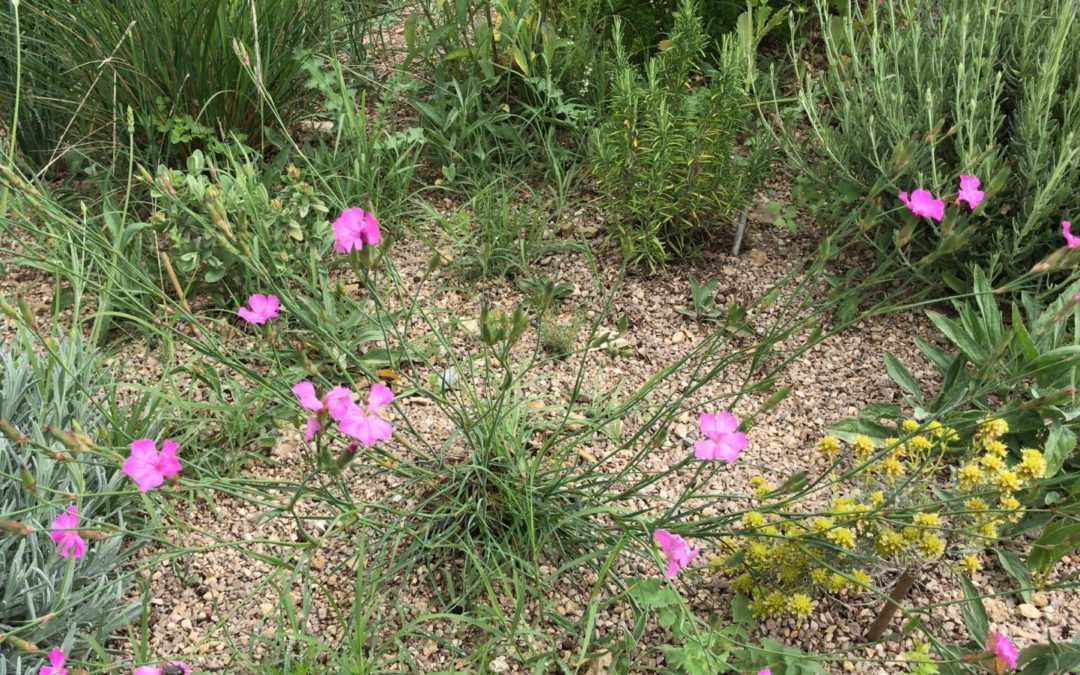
[713,416,1051,633]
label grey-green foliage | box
[0,331,143,671]
[790,0,1080,285]
[590,0,767,271]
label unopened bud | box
[0,296,19,321]
[17,298,36,330]
[47,426,83,451]
[1020,386,1077,411]
[18,464,36,493]
[0,419,26,443]
[0,633,39,653]
[0,518,35,536]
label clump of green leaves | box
[143,145,330,297]
[676,276,725,320]
[590,0,767,271]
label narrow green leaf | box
[959,576,989,643]
[996,550,1033,603]
[884,350,923,402]
[1011,303,1039,362]
[927,310,989,363]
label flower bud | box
[0,419,26,443]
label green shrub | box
[0,0,331,166]
[539,312,584,358]
[142,144,333,297]
[607,0,790,59]
[590,0,767,270]
[785,0,1080,287]
[0,330,152,669]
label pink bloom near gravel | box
[989,631,1018,669]
[304,417,322,441]
[292,381,393,445]
[332,207,381,253]
[957,175,985,210]
[338,383,393,447]
[324,385,356,422]
[134,663,190,675]
[653,528,699,578]
[292,381,324,412]
[123,439,182,492]
[758,671,773,675]
[39,648,68,675]
[899,189,945,222]
[237,294,279,325]
[1063,220,1080,249]
[694,411,747,462]
[49,506,86,559]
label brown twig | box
[159,251,191,313]
[864,567,917,642]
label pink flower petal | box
[333,207,372,253]
[698,413,718,437]
[50,506,86,559]
[324,386,355,422]
[157,440,182,478]
[365,416,393,444]
[368,382,393,409]
[41,647,69,674]
[291,381,324,412]
[693,439,718,460]
[238,293,280,324]
[1063,220,1080,249]
[360,211,382,246]
[989,631,1018,669]
[711,411,739,435]
[899,188,945,222]
[957,174,985,210]
[123,439,181,492]
[304,416,321,441]
[653,528,699,578]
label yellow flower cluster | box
[729,418,1049,622]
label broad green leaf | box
[1017,640,1080,675]
[959,576,988,643]
[1043,423,1076,479]
[1026,346,1080,386]
[915,337,954,373]
[1028,521,1080,576]
[829,416,894,442]
[884,350,922,402]
[731,594,754,626]
[996,550,1033,603]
